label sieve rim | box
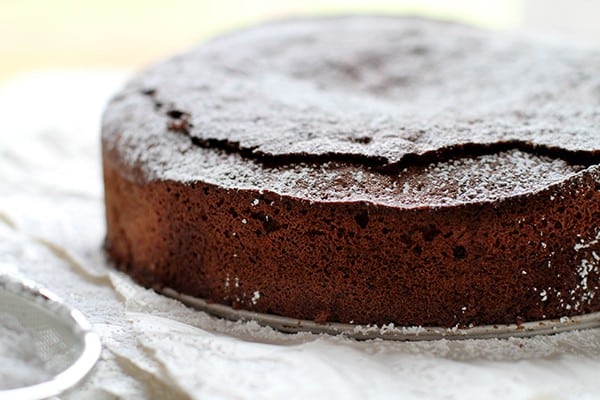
[0,274,101,400]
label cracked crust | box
[102,16,600,327]
[103,15,600,176]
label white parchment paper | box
[0,71,599,400]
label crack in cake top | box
[102,16,600,205]
[117,16,600,167]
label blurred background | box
[1,0,600,83]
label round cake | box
[102,16,600,328]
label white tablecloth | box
[1,71,599,400]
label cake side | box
[104,149,600,327]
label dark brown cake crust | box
[102,16,600,327]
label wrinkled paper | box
[1,71,599,400]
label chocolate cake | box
[102,16,600,328]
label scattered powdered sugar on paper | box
[0,312,51,389]
[123,307,600,400]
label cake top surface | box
[102,16,600,206]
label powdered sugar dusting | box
[103,16,600,183]
[567,229,600,310]
[118,138,586,206]
[575,229,600,252]
[251,290,260,305]
[102,17,600,209]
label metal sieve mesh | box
[0,275,101,400]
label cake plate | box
[162,288,600,341]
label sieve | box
[0,274,101,400]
